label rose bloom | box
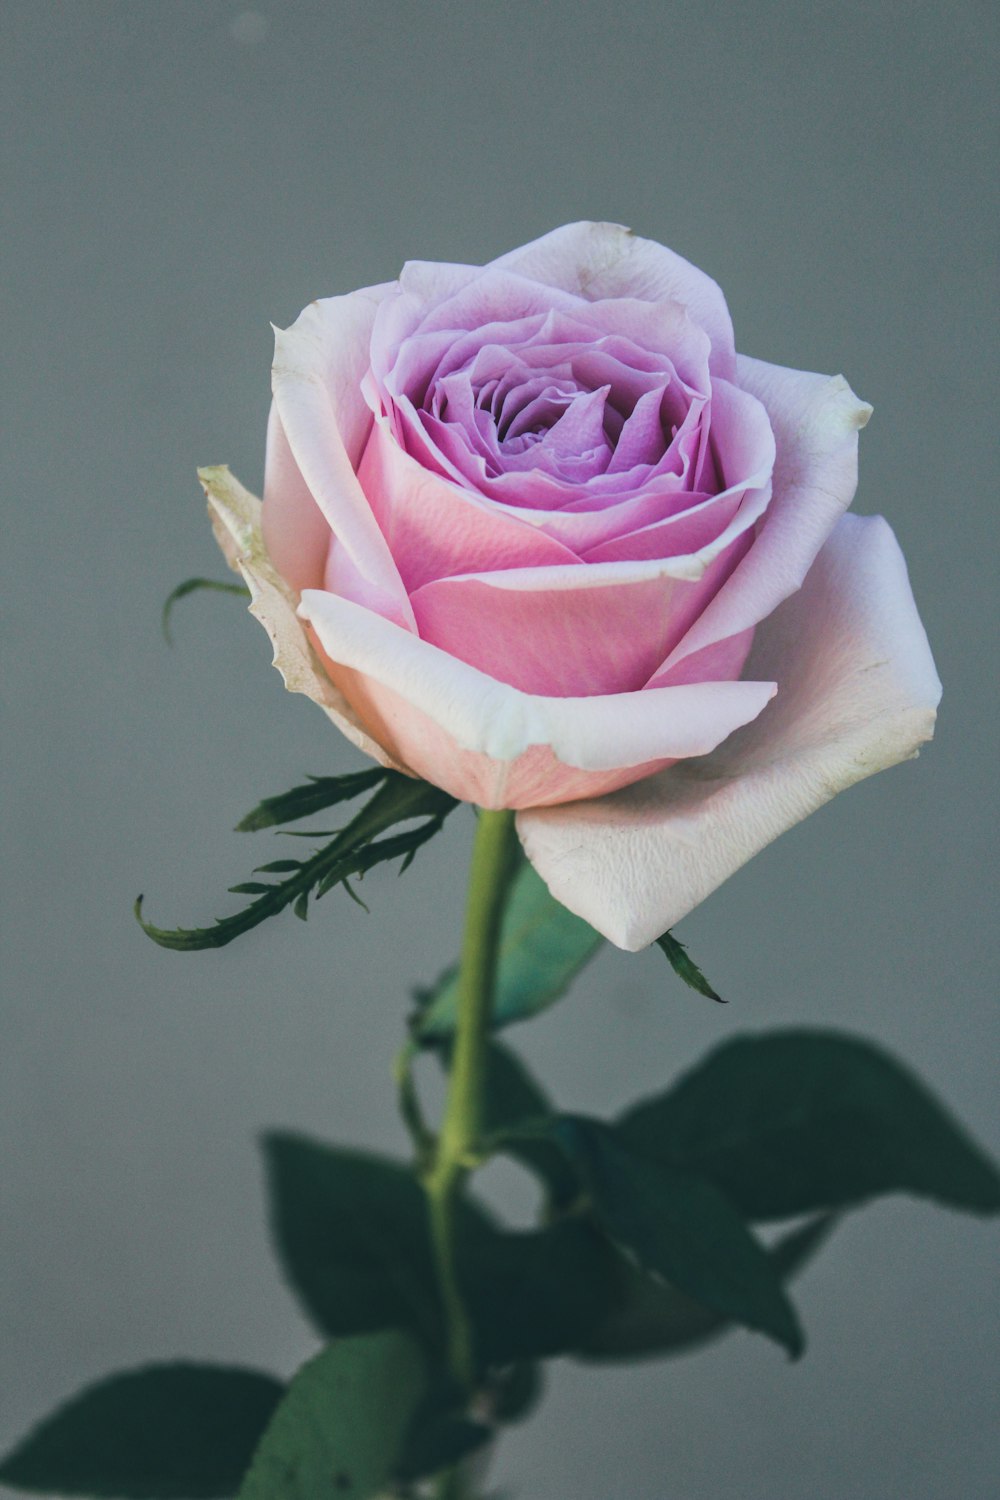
[206,222,940,949]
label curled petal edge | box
[517,512,941,949]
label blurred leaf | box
[161,576,250,644]
[618,1029,1000,1222]
[235,769,386,832]
[655,931,724,1002]
[477,1041,580,1209]
[553,1116,804,1357]
[0,1363,282,1497]
[237,1332,424,1500]
[489,1361,544,1425]
[136,772,457,951]
[263,1134,441,1348]
[580,1213,835,1362]
[414,859,602,1042]
[459,1215,616,1367]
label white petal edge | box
[517,513,941,950]
[298,586,776,770]
[200,465,405,773]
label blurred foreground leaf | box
[0,1364,282,1497]
[618,1029,1000,1221]
[237,1332,424,1500]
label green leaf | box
[237,1332,425,1500]
[490,1361,544,1425]
[655,931,724,1002]
[458,1215,616,1367]
[136,772,457,951]
[264,1132,614,1373]
[263,1133,441,1348]
[0,1363,283,1497]
[235,769,386,832]
[617,1029,1000,1222]
[478,1041,580,1209]
[161,577,250,644]
[415,859,602,1042]
[553,1116,804,1357]
[579,1213,835,1363]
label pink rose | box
[205,222,940,949]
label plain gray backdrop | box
[2,2,997,1496]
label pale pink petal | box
[269,290,414,629]
[491,222,736,377]
[298,587,776,809]
[517,514,941,949]
[657,359,872,676]
[260,402,330,592]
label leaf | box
[161,577,250,644]
[617,1028,1000,1222]
[263,1134,441,1348]
[655,931,724,1002]
[235,769,386,832]
[0,1363,283,1497]
[264,1132,614,1373]
[579,1213,836,1362]
[478,1041,580,1209]
[553,1116,804,1357]
[136,772,457,951]
[237,1332,425,1500]
[414,859,603,1042]
[458,1215,617,1367]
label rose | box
[204,221,940,949]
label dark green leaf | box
[162,577,250,645]
[136,772,457,951]
[489,1361,544,1425]
[580,1213,835,1362]
[394,1390,490,1485]
[618,1029,1000,1221]
[0,1363,282,1497]
[263,1134,441,1348]
[415,860,602,1042]
[655,931,723,1002]
[235,769,386,833]
[237,1332,425,1500]
[478,1041,580,1209]
[459,1215,617,1367]
[554,1116,804,1357]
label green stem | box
[427,807,518,1392]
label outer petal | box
[268,289,415,629]
[517,514,941,949]
[200,465,405,773]
[654,358,872,679]
[298,587,776,809]
[491,221,736,378]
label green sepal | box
[550,1115,804,1357]
[580,1213,836,1362]
[655,930,724,1002]
[414,858,603,1043]
[161,576,250,645]
[237,1332,425,1500]
[135,771,457,951]
[0,1363,283,1497]
[235,769,386,832]
[617,1028,1000,1221]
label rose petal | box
[656,359,872,677]
[270,290,415,629]
[201,465,403,772]
[517,513,941,949]
[491,221,736,378]
[298,586,776,808]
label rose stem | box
[427,806,518,1394]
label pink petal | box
[298,588,776,809]
[517,514,941,949]
[269,289,414,629]
[490,222,736,377]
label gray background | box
[2,2,997,1496]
